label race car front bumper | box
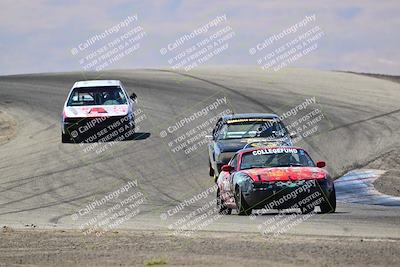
[242,179,333,210]
[62,115,134,142]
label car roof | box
[73,80,122,88]
[222,113,279,121]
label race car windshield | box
[240,148,315,170]
[217,121,286,140]
[67,86,127,106]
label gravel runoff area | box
[0,229,399,267]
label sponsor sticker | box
[252,148,298,155]
[226,118,274,124]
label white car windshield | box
[67,86,127,106]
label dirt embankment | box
[0,110,17,145]
[350,72,400,197]
[366,149,400,197]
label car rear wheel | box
[320,185,336,213]
[209,161,214,177]
[235,186,252,216]
[217,189,232,215]
[125,121,135,140]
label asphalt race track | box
[0,67,400,264]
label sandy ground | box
[366,149,400,197]
[1,229,399,267]
[0,109,16,145]
[353,72,400,197]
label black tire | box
[209,161,215,177]
[320,185,336,214]
[129,120,135,132]
[124,122,135,140]
[217,189,232,215]
[235,186,252,216]
[61,132,72,143]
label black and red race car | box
[216,146,336,215]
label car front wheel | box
[235,186,252,216]
[217,189,232,215]
[61,132,72,143]
[209,160,214,177]
[320,185,336,213]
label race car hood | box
[63,105,129,118]
[217,138,290,153]
[241,167,327,182]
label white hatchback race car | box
[61,80,136,143]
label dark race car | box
[206,113,293,181]
[216,146,336,215]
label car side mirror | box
[205,135,213,140]
[129,93,137,101]
[221,165,233,173]
[290,132,297,138]
[316,161,326,168]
